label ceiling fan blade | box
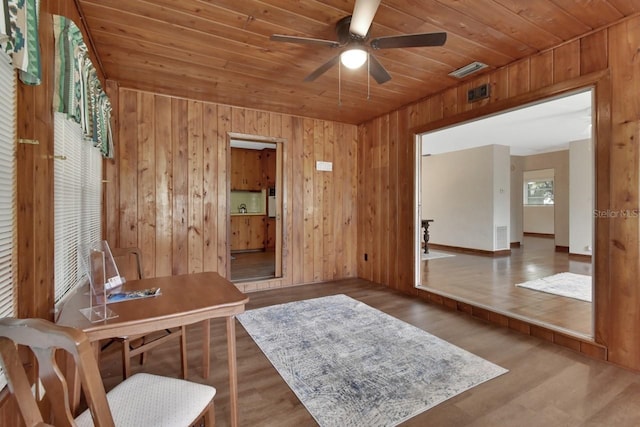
[304,55,340,82]
[370,32,447,49]
[369,54,391,84]
[349,0,381,37]
[271,34,340,48]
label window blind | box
[0,50,17,390]
[53,112,102,303]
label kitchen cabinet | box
[261,148,277,188]
[230,215,265,251]
[231,148,262,191]
[266,217,276,250]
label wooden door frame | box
[410,70,609,342]
[227,132,285,280]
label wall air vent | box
[448,61,488,79]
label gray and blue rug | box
[237,294,507,427]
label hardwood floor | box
[95,278,640,427]
[230,251,276,282]
[420,236,593,337]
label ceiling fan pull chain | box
[367,52,371,100]
[338,61,342,107]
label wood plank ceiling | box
[76,0,639,125]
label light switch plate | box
[316,161,333,171]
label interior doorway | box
[414,88,595,338]
[228,134,283,282]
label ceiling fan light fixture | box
[340,48,367,69]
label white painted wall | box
[493,146,511,249]
[569,139,594,255]
[523,168,555,235]
[523,206,555,234]
[510,156,524,244]
[422,145,510,251]
[523,151,569,246]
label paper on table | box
[106,287,161,303]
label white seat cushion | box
[75,373,216,427]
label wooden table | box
[57,271,249,427]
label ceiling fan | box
[270,0,447,84]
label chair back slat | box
[111,247,144,281]
[0,338,46,427]
[0,318,116,427]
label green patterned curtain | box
[0,1,11,44]
[53,15,113,158]
[1,0,41,85]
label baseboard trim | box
[510,242,521,248]
[569,253,592,261]
[555,245,569,253]
[524,232,555,238]
[429,243,511,257]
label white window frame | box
[54,112,102,306]
[0,50,17,390]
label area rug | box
[515,272,592,302]
[421,250,456,261]
[237,294,507,427]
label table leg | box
[227,316,239,427]
[202,319,210,378]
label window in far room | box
[524,178,554,205]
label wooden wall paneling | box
[257,110,269,137]
[332,124,345,279]
[605,17,640,369]
[302,118,315,284]
[216,105,231,277]
[379,115,390,286]
[154,95,173,277]
[347,125,358,277]
[441,87,458,119]
[580,30,608,75]
[508,59,530,97]
[490,67,510,102]
[275,113,291,284]
[368,117,385,283]
[388,111,399,285]
[187,101,204,273]
[291,117,305,284]
[369,117,380,284]
[406,104,419,129]
[118,89,139,248]
[202,103,218,272]
[529,51,554,92]
[171,98,189,275]
[359,122,372,280]
[312,120,324,282]
[103,80,119,247]
[592,72,612,352]
[322,122,336,280]
[427,96,443,123]
[231,108,245,134]
[16,86,38,320]
[553,40,581,83]
[397,107,414,290]
[136,91,156,277]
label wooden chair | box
[109,247,188,379]
[0,317,215,427]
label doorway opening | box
[228,134,283,282]
[414,88,594,338]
